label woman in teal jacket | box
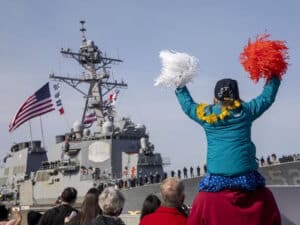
[175,76,280,191]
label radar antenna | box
[50,21,127,129]
[80,20,87,44]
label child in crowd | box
[140,194,161,220]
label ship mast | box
[50,21,127,129]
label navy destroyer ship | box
[0,21,164,207]
[0,21,299,224]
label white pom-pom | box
[154,50,199,88]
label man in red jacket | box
[139,177,187,225]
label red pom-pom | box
[240,34,289,82]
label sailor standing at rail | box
[61,136,70,160]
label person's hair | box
[27,210,42,225]
[98,187,125,216]
[78,193,101,225]
[213,97,243,108]
[61,187,77,204]
[0,205,9,221]
[87,187,101,196]
[160,177,184,208]
[140,194,161,219]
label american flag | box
[9,82,55,132]
[83,112,97,124]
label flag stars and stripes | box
[9,82,55,132]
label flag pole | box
[39,116,46,150]
[29,120,34,150]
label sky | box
[0,0,299,172]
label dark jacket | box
[38,204,76,225]
[88,215,125,225]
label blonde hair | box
[98,187,125,216]
[160,177,184,207]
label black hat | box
[214,78,240,101]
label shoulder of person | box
[115,218,125,225]
[65,212,82,225]
[58,204,76,212]
[91,215,125,225]
[86,215,101,225]
[38,207,57,223]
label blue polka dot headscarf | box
[198,171,265,192]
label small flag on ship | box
[52,83,65,115]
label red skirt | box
[188,187,281,225]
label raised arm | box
[244,76,281,121]
[175,86,202,123]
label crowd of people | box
[116,151,300,190]
[0,175,282,225]
[118,151,300,190]
[171,165,204,180]
[0,185,123,225]
[115,165,205,190]
[278,153,300,163]
[0,178,188,225]
[260,153,300,166]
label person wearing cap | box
[175,77,281,225]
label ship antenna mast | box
[80,20,87,45]
[50,21,127,130]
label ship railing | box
[64,148,81,156]
[162,157,171,166]
[59,165,80,172]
